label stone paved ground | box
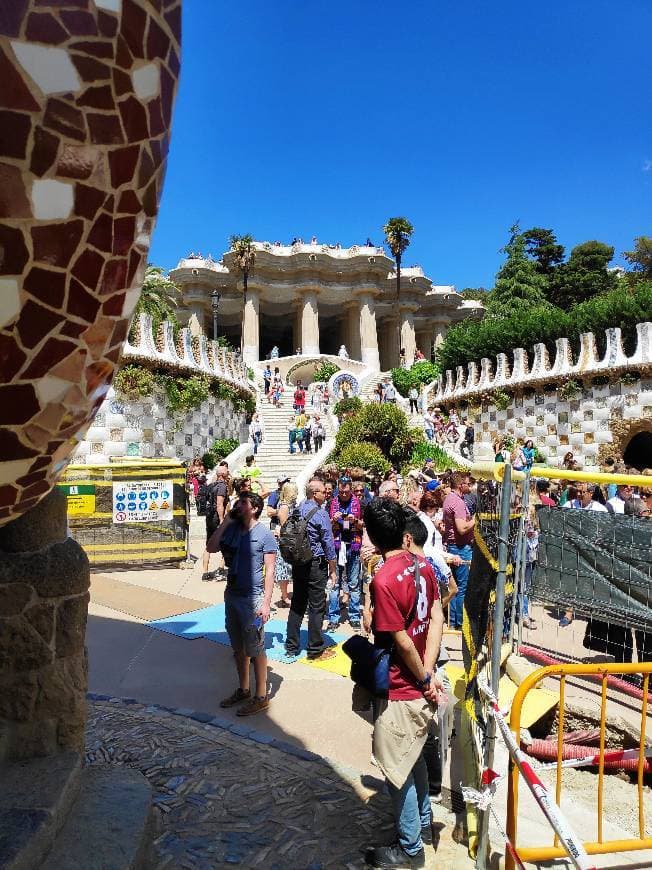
[86,699,475,869]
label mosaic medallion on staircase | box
[0,0,181,526]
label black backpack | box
[196,482,211,517]
[279,505,321,567]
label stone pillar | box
[345,302,362,361]
[380,316,399,371]
[358,293,379,369]
[400,306,416,365]
[242,287,260,363]
[432,320,447,348]
[299,291,320,356]
[0,488,90,762]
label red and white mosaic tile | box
[0,0,181,526]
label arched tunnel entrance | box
[623,430,652,471]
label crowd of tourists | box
[189,455,478,867]
[184,436,650,867]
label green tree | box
[522,227,565,275]
[129,265,179,340]
[229,234,256,352]
[383,217,414,363]
[549,240,617,309]
[488,224,548,318]
[623,236,652,279]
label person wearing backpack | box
[293,382,306,413]
[201,466,229,581]
[282,478,338,662]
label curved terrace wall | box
[72,314,251,464]
[427,322,652,470]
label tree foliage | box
[382,217,414,262]
[623,236,652,279]
[312,361,340,383]
[522,227,565,275]
[487,224,549,318]
[391,360,440,396]
[436,282,652,372]
[129,265,179,340]
[548,240,617,308]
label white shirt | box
[418,511,450,578]
[606,496,626,514]
[585,500,609,512]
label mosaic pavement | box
[86,696,473,869]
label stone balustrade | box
[427,322,652,405]
[123,314,252,393]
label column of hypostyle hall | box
[0,489,89,761]
[0,0,181,789]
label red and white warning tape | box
[477,679,597,870]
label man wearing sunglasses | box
[328,475,363,630]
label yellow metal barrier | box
[471,460,652,488]
[506,661,652,869]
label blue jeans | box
[520,561,534,618]
[448,543,472,628]
[387,753,431,855]
[328,548,361,623]
[288,431,295,453]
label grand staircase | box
[253,386,335,492]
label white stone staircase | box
[252,387,335,492]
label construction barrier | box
[505,662,652,869]
[58,459,189,567]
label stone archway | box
[624,430,652,471]
[600,418,652,469]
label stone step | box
[41,766,153,870]
[0,752,81,870]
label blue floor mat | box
[148,604,347,662]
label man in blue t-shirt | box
[208,491,277,716]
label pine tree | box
[488,224,549,319]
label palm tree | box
[129,264,179,341]
[382,217,414,365]
[229,234,256,353]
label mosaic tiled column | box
[0,1,181,762]
[0,0,181,527]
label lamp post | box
[211,289,221,340]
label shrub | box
[312,361,340,383]
[391,360,440,397]
[493,389,512,411]
[155,373,210,414]
[333,396,363,418]
[405,441,461,473]
[533,446,547,464]
[558,378,582,401]
[335,402,421,467]
[202,437,240,469]
[113,364,155,400]
[335,442,390,475]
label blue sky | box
[149,0,652,289]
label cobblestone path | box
[87,698,400,868]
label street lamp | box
[211,289,221,340]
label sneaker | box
[420,825,433,846]
[201,571,213,582]
[307,648,337,662]
[364,843,425,868]
[325,621,340,632]
[350,619,362,629]
[219,688,251,708]
[236,695,270,717]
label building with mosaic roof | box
[169,241,483,368]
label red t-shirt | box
[539,494,556,507]
[442,491,473,547]
[371,551,439,701]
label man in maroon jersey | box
[363,499,444,869]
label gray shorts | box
[224,591,265,658]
